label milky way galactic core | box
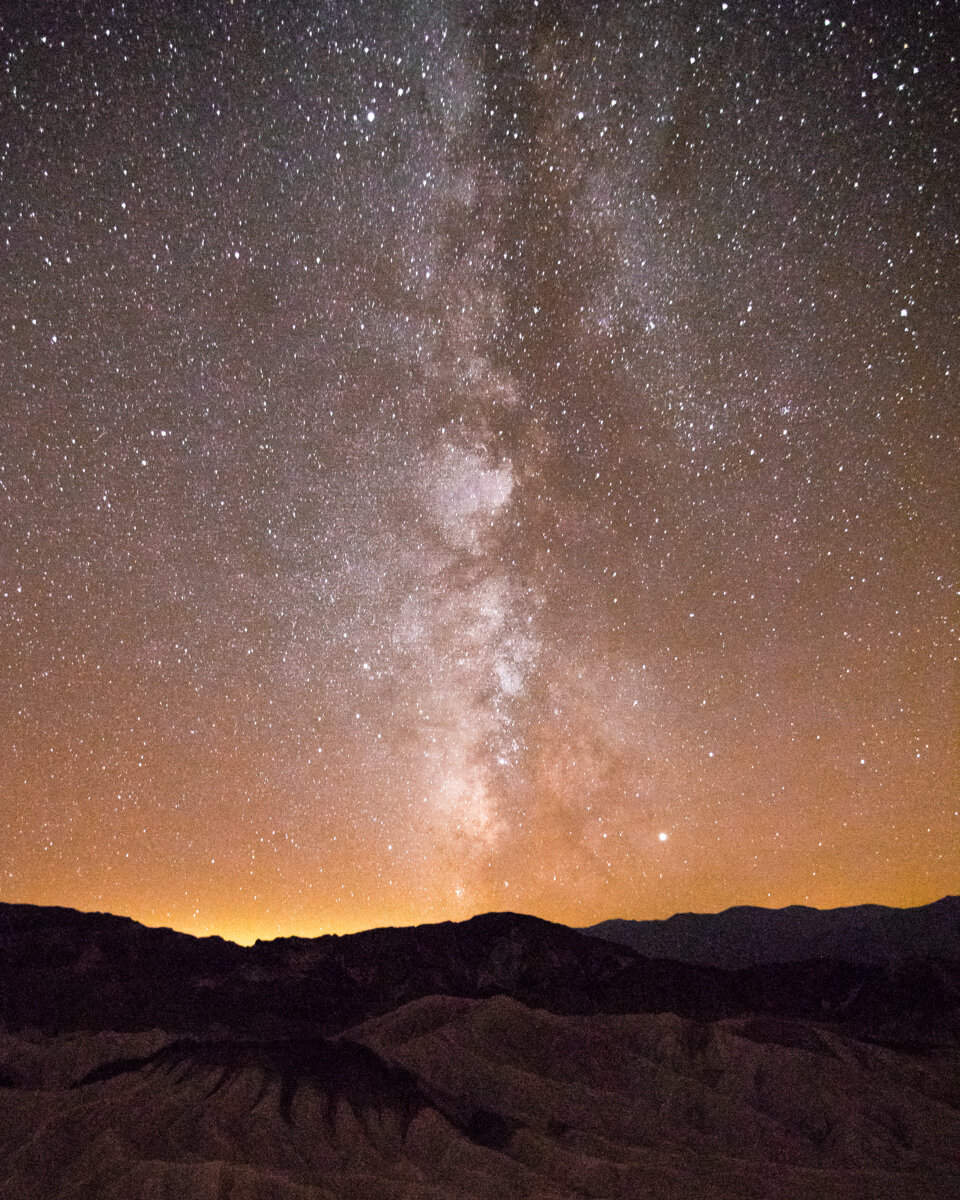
[1,0,956,942]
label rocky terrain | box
[0,901,958,1198]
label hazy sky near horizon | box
[1,0,956,943]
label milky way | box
[1,0,956,942]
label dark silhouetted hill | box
[0,901,957,1046]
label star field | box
[1,0,956,943]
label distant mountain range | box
[1,899,958,1039]
[583,895,960,968]
[0,899,957,1198]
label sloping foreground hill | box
[0,995,958,1199]
[583,896,960,969]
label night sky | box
[1,0,956,945]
